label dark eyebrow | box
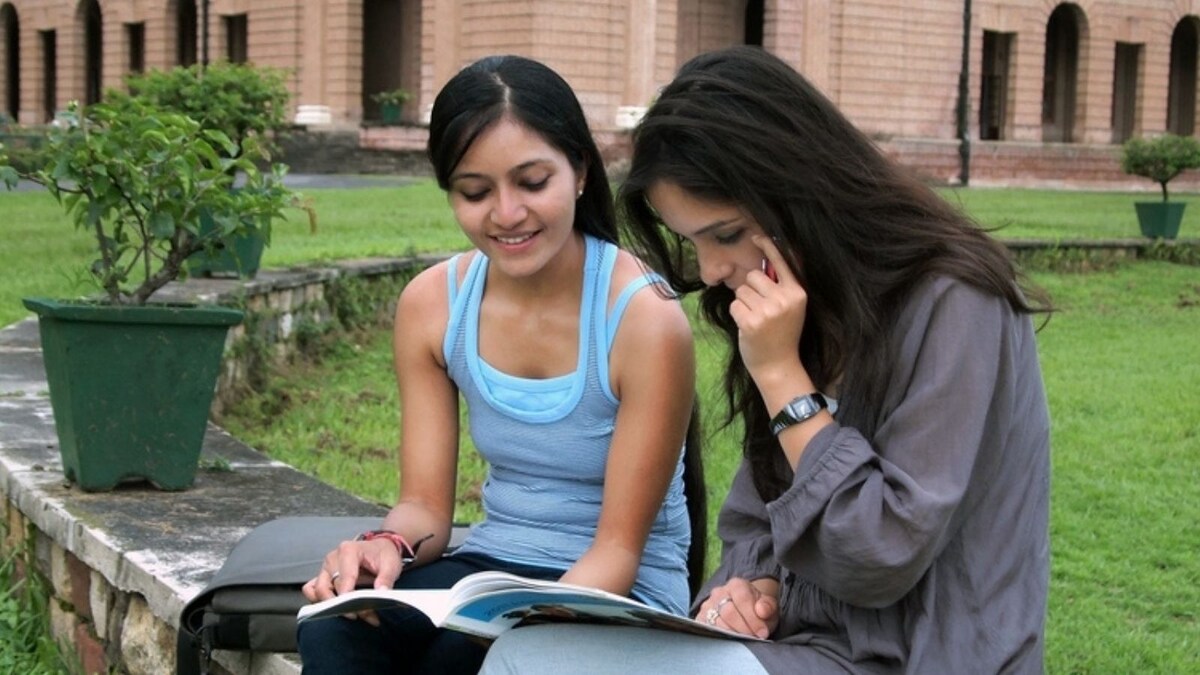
[450,159,554,184]
[693,217,745,236]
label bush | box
[0,98,296,305]
[120,62,292,161]
[1120,133,1200,202]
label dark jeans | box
[297,552,564,675]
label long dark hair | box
[620,46,1050,500]
[428,54,707,591]
[427,54,616,243]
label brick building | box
[1,1,1198,186]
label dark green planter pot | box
[380,102,402,125]
[22,298,244,492]
[1134,202,1186,240]
[186,211,267,279]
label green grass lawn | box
[3,181,1199,671]
[2,180,1199,326]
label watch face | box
[771,393,827,435]
[788,397,819,419]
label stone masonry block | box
[90,569,113,636]
[122,594,177,675]
[33,527,53,577]
[50,541,72,603]
[2,500,25,555]
[49,599,77,649]
[74,621,110,675]
[68,549,93,622]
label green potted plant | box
[370,87,411,125]
[0,97,296,491]
[1120,133,1200,240]
[121,62,300,278]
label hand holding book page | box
[297,570,764,642]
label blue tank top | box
[442,235,691,614]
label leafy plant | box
[1120,133,1200,202]
[121,62,291,161]
[0,98,297,305]
[0,527,84,672]
[370,88,412,107]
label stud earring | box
[577,189,584,199]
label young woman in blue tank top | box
[296,55,706,675]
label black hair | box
[428,54,707,590]
[620,46,1051,500]
[427,54,616,243]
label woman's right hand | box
[734,236,815,397]
[301,539,405,626]
[696,576,780,639]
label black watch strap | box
[770,393,828,436]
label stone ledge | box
[1,306,389,673]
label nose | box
[694,246,733,288]
[490,187,527,228]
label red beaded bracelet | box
[355,530,432,567]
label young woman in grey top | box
[480,46,1053,674]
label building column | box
[618,0,656,129]
[291,0,332,125]
[424,0,460,124]
[1076,28,1113,144]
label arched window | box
[362,0,420,124]
[744,0,763,47]
[1167,18,1198,136]
[177,0,197,66]
[82,0,102,105]
[1,3,19,121]
[1041,4,1081,143]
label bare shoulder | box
[393,255,473,358]
[397,259,448,316]
[396,253,477,315]
[609,249,693,346]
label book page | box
[297,588,452,624]
[297,570,762,642]
[445,585,760,642]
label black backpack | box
[176,516,468,675]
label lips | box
[493,232,538,245]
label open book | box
[296,570,762,642]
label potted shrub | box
[1120,133,1200,240]
[370,88,411,125]
[121,62,299,278]
[0,98,297,491]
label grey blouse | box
[694,277,1051,674]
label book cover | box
[297,570,761,642]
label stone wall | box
[0,256,436,675]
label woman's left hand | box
[696,577,779,639]
[730,235,808,386]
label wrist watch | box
[769,393,828,436]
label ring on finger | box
[705,597,732,625]
[330,570,341,583]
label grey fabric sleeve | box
[765,280,1011,608]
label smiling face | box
[646,180,770,290]
[447,114,586,278]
